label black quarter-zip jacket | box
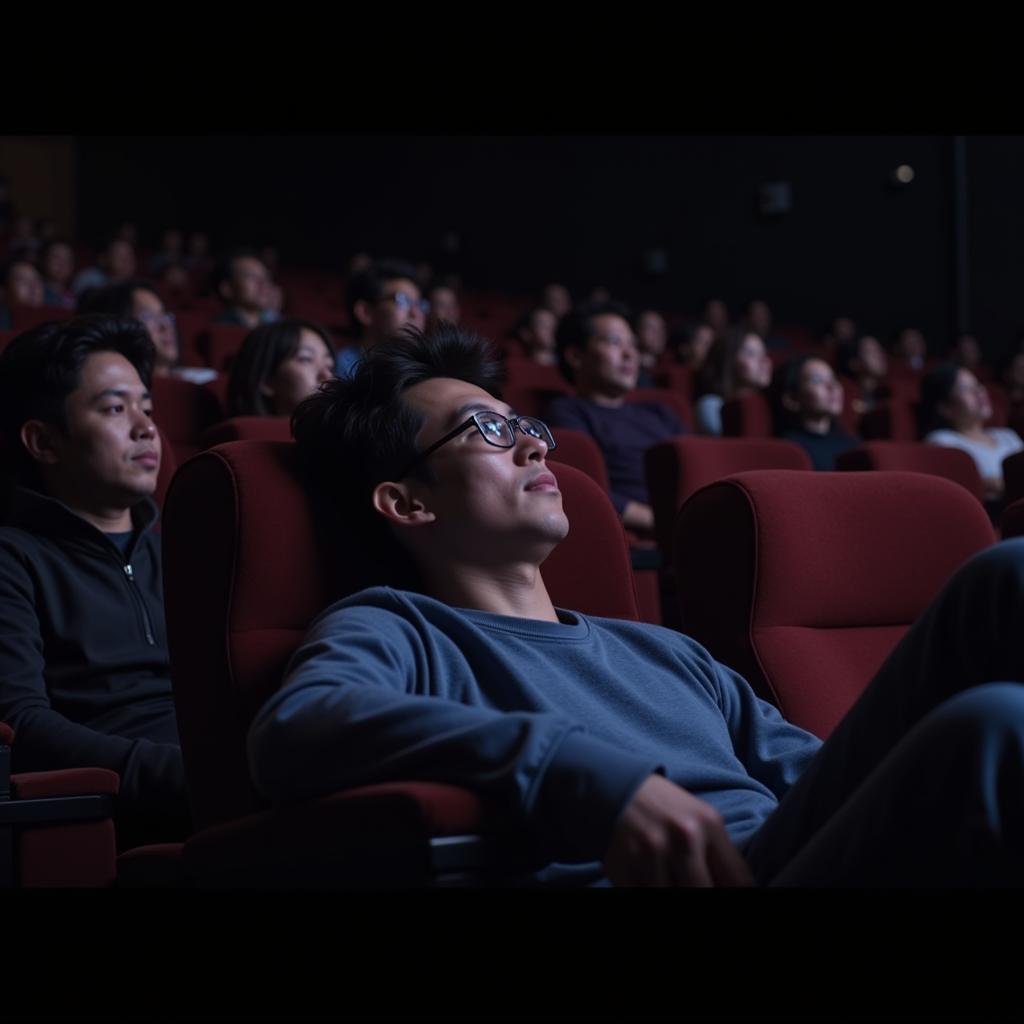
[0,486,187,823]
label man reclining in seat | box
[248,326,1024,886]
[0,315,191,849]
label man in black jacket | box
[0,315,190,848]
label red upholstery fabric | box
[547,428,610,490]
[859,400,919,441]
[1002,497,1024,539]
[203,323,249,373]
[1003,450,1024,508]
[721,391,773,438]
[200,416,292,450]
[674,470,995,738]
[152,375,225,464]
[115,842,185,887]
[9,305,74,331]
[18,821,117,887]
[654,364,694,400]
[153,425,176,515]
[11,767,118,800]
[835,441,985,502]
[645,437,812,557]
[502,358,572,418]
[163,442,640,831]
[627,388,693,432]
[0,720,13,745]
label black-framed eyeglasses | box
[383,292,430,316]
[399,410,557,479]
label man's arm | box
[0,553,185,816]
[248,599,661,864]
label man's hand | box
[603,774,755,887]
[621,500,655,532]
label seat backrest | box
[1002,496,1024,539]
[627,388,693,432]
[162,442,638,829]
[502,359,572,419]
[203,323,249,373]
[200,415,292,450]
[152,375,225,464]
[835,441,985,502]
[721,391,773,438]
[858,399,919,441]
[645,437,812,557]
[547,427,610,491]
[1003,449,1024,508]
[674,470,995,738]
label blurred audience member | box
[0,260,45,327]
[774,355,858,470]
[541,282,572,320]
[743,299,789,352]
[426,284,461,331]
[701,297,730,335]
[147,229,184,277]
[72,238,137,297]
[514,306,559,366]
[635,309,668,388]
[920,363,1023,502]
[695,328,773,436]
[835,334,889,417]
[213,251,279,330]
[227,318,336,418]
[673,322,715,375]
[340,259,426,378]
[40,240,76,308]
[890,326,928,375]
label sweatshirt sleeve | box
[0,549,185,816]
[711,660,823,799]
[247,601,658,862]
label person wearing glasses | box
[211,251,280,331]
[544,301,686,533]
[339,259,428,379]
[247,324,1024,887]
[78,279,217,385]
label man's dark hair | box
[554,299,633,384]
[769,353,817,432]
[291,324,502,592]
[226,317,336,418]
[0,315,155,486]
[76,279,160,317]
[344,258,420,338]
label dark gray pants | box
[744,537,1024,886]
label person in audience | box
[39,240,76,309]
[0,315,190,848]
[672,322,715,376]
[919,363,1023,502]
[513,307,559,366]
[889,326,928,375]
[835,333,889,417]
[694,327,773,436]
[545,301,685,533]
[0,260,45,326]
[147,229,184,277]
[820,315,858,355]
[634,309,669,388]
[948,332,990,381]
[426,283,461,331]
[212,250,279,331]
[700,297,730,335]
[247,325,1024,887]
[76,279,217,384]
[340,259,427,379]
[774,355,859,470]
[226,317,336,418]
[540,282,572,320]
[72,238,137,297]
[743,299,789,352]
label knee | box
[925,683,1024,745]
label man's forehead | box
[76,351,147,398]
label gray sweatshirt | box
[248,587,822,875]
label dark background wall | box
[72,135,1024,358]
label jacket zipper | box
[123,562,156,646]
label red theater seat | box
[158,442,638,885]
[674,470,995,738]
[836,441,985,502]
[721,391,773,438]
[1002,496,1024,539]
[152,375,225,463]
[201,416,292,449]
[645,437,812,559]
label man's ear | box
[372,480,436,529]
[20,420,64,466]
[353,299,374,330]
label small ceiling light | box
[894,164,915,184]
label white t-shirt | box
[924,428,1024,483]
